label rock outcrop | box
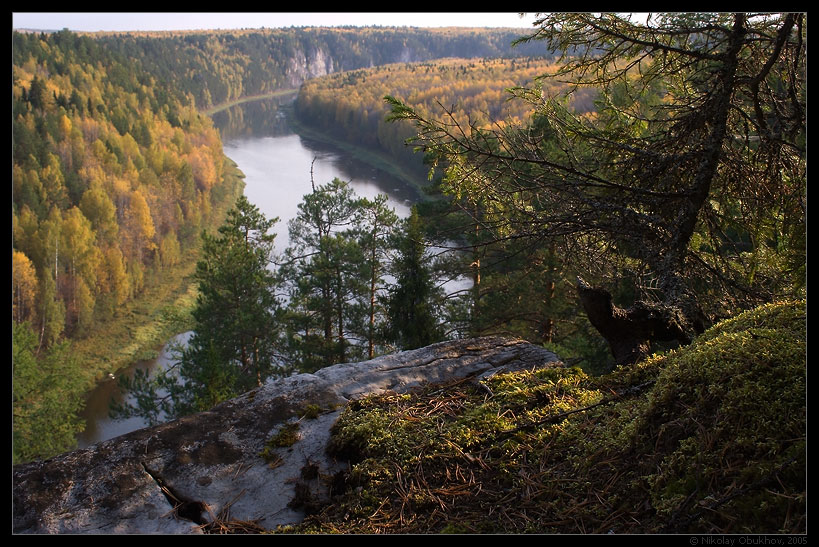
[12,336,561,534]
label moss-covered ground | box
[281,300,806,534]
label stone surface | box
[12,336,561,534]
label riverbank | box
[202,89,298,116]
[285,105,431,197]
[70,254,198,390]
[70,158,246,429]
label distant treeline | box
[293,57,598,177]
[88,26,553,111]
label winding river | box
[76,95,425,448]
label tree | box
[13,321,86,463]
[114,196,283,421]
[356,194,399,358]
[387,13,806,366]
[12,250,39,325]
[383,207,444,350]
[282,178,366,370]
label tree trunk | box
[576,277,691,367]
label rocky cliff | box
[12,336,561,534]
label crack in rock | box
[141,463,208,525]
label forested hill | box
[12,29,243,463]
[88,27,551,111]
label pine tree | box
[113,196,283,421]
[356,195,399,358]
[13,321,86,463]
[384,207,444,350]
[281,178,366,370]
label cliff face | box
[12,336,561,534]
[284,46,336,88]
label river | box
[76,95,426,448]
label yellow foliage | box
[12,250,38,324]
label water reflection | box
[210,93,297,140]
[77,332,192,449]
[217,96,421,250]
[223,134,416,251]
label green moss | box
[289,301,806,534]
[259,421,301,463]
[301,404,321,420]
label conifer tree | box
[356,195,399,358]
[114,196,283,421]
[383,207,444,350]
[281,178,365,371]
[387,13,806,365]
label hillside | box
[289,300,806,534]
[293,57,598,179]
[11,25,551,464]
[12,301,806,534]
[91,27,552,111]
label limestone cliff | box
[12,336,561,534]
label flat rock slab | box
[13,336,561,534]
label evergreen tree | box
[388,13,806,365]
[383,207,444,350]
[356,195,399,358]
[13,321,86,463]
[281,178,366,371]
[114,196,283,422]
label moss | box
[288,301,805,534]
[259,421,300,463]
[300,404,321,420]
[560,300,806,533]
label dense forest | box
[90,26,550,110]
[12,13,806,510]
[295,57,597,179]
[11,13,807,535]
[292,14,806,369]
[11,30,246,463]
[11,25,554,463]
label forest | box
[293,16,806,368]
[295,57,597,179]
[90,26,550,110]
[11,24,555,463]
[11,29,248,463]
[12,16,806,526]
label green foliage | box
[13,322,86,464]
[260,422,301,464]
[294,301,805,534]
[13,28,235,355]
[282,178,365,370]
[113,196,285,422]
[382,207,445,349]
[377,13,805,363]
[281,179,407,370]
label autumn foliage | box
[12,31,237,344]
